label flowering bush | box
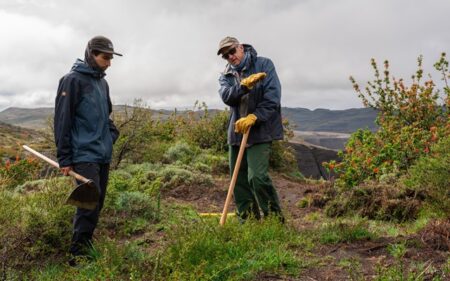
[0,155,41,190]
[327,54,450,188]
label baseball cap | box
[217,36,239,55]
[88,36,123,56]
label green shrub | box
[404,136,450,215]
[269,118,298,173]
[158,165,213,189]
[178,102,230,152]
[0,156,41,190]
[194,152,228,174]
[164,141,198,164]
[115,191,155,218]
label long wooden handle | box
[220,130,250,226]
[22,145,90,183]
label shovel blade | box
[66,181,99,210]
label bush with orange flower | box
[0,155,41,190]
[329,53,449,188]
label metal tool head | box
[66,180,100,210]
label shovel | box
[22,145,99,210]
[220,129,250,226]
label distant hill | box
[0,121,45,158]
[0,106,378,134]
[0,106,186,130]
[282,107,378,133]
[0,107,53,129]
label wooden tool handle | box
[220,130,250,226]
[22,145,90,183]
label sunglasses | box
[221,47,237,60]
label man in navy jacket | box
[218,36,284,222]
[54,35,121,264]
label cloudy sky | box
[0,0,449,112]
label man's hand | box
[240,72,267,90]
[60,166,73,176]
[235,114,257,133]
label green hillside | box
[0,122,45,158]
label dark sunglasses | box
[221,47,237,60]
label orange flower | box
[431,134,438,142]
[5,160,11,170]
[373,167,379,174]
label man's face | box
[93,53,113,71]
[222,44,244,66]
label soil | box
[161,174,449,281]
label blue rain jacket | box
[219,45,283,146]
[54,59,119,167]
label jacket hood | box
[71,59,106,78]
[243,44,257,61]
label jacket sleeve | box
[54,75,79,167]
[253,59,281,123]
[106,83,120,144]
[218,74,248,106]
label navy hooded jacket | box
[219,44,283,146]
[54,59,119,167]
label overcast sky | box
[1,0,449,112]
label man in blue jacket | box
[217,36,284,222]
[54,35,121,264]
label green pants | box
[229,142,283,220]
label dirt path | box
[162,174,449,280]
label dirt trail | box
[162,174,449,281]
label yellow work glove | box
[234,114,257,133]
[240,72,267,90]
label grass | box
[157,216,311,281]
[317,220,375,244]
[1,155,449,280]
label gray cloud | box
[0,0,449,111]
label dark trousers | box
[70,162,109,256]
[229,143,283,221]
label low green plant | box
[373,242,445,280]
[325,181,422,222]
[158,217,306,280]
[0,177,73,271]
[318,221,375,244]
[338,258,364,281]
[26,240,155,281]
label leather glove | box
[240,72,267,90]
[234,114,257,133]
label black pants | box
[70,162,109,256]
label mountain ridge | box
[0,106,378,133]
